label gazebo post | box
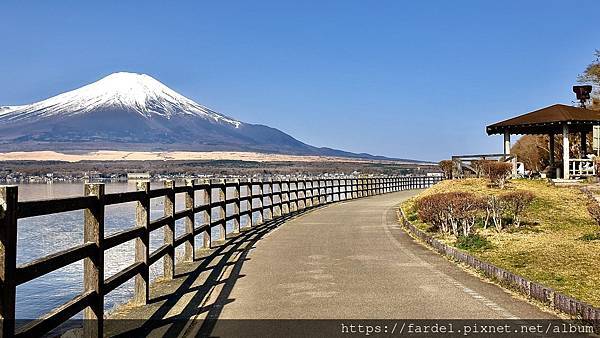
[549,133,555,166]
[580,131,587,158]
[503,131,511,155]
[563,124,570,179]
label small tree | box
[438,160,453,179]
[481,161,512,189]
[501,191,535,227]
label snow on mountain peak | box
[0,72,241,127]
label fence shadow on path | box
[107,208,319,338]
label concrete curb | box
[398,209,600,325]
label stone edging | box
[398,208,600,324]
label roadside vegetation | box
[402,177,600,307]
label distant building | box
[127,172,151,181]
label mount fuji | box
[0,72,394,160]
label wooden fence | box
[0,175,441,337]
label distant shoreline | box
[0,150,434,165]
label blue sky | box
[1,1,598,161]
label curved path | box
[108,190,555,337]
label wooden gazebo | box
[486,104,600,179]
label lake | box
[13,181,260,321]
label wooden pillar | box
[1,186,18,338]
[83,183,104,338]
[563,124,570,179]
[581,131,587,158]
[163,180,175,278]
[134,181,150,305]
[549,133,555,166]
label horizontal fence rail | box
[0,175,441,337]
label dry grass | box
[402,178,600,307]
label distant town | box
[0,159,441,183]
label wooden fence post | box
[273,180,280,218]
[202,179,211,248]
[0,186,17,338]
[83,183,104,338]
[316,179,321,205]
[233,179,241,234]
[218,179,226,241]
[184,179,195,261]
[268,179,274,220]
[309,180,314,206]
[242,179,252,229]
[163,180,175,279]
[315,179,319,204]
[256,179,264,225]
[315,179,320,205]
[288,179,294,212]
[134,181,150,305]
[282,179,287,214]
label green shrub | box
[579,233,600,241]
[455,233,492,252]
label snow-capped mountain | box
[0,72,241,126]
[0,72,404,161]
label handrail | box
[0,175,443,337]
[568,158,596,178]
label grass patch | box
[402,178,600,307]
[455,234,492,252]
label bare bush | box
[481,161,512,189]
[587,201,600,227]
[501,191,535,227]
[486,195,505,231]
[438,160,453,179]
[416,192,484,236]
[416,193,450,233]
[472,160,492,178]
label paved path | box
[108,190,555,337]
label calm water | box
[14,182,267,321]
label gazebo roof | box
[486,104,600,135]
